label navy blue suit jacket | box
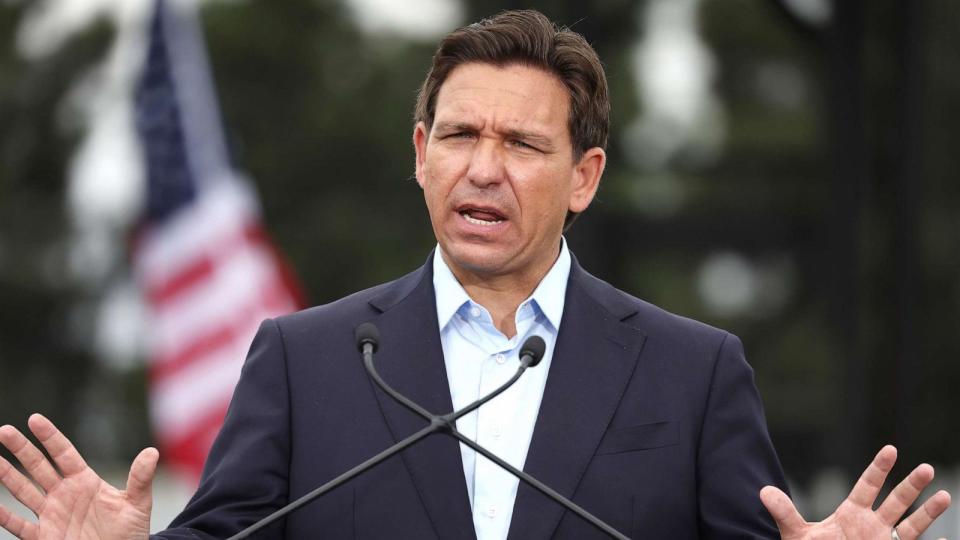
[154,254,787,539]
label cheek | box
[421,180,444,214]
[420,162,455,218]
[518,168,574,221]
[423,151,463,191]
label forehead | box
[433,63,570,136]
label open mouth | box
[459,206,506,226]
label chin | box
[442,243,514,276]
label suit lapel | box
[507,260,646,540]
[366,258,477,540]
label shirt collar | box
[432,238,571,332]
[433,248,474,329]
[527,238,570,331]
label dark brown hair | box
[415,10,609,228]
[416,9,609,157]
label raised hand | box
[761,445,952,540]
[0,414,158,540]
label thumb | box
[760,485,807,537]
[125,447,159,510]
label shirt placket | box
[471,303,539,538]
[472,346,516,538]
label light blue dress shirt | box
[432,239,571,540]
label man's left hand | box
[760,445,952,540]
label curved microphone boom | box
[228,324,629,540]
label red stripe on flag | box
[145,220,267,304]
[149,323,236,381]
[148,274,299,382]
[146,256,214,305]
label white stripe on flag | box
[149,326,252,440]
[148,241,278,361]
[136,179,256,286]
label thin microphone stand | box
[228,330,628,540]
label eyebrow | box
[433,122,556,150]
[504,129,555,150]
[432,121,478,135]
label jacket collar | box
[507,256,646,539]
[365,251,476,539]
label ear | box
[413,121,429,189]
[568,147,606,213]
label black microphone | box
[355,322,379,354]
[519,335,546,367]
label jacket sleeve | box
[151,319,291,540]
[697,332,788,539]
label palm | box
[0,414,157,540]
[784,504,892,540]
[761,446,952,540]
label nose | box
[465,138,506,188]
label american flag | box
[133,0,304,483]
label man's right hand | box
[0,414,157,540]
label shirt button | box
[495,353,506,364]
[491,424,502,438]
[470,306,481,318]
[486,505,497,518]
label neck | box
[440,247,560,338]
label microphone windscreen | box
[355,322,381,353]
[520,335,547,367]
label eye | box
[509,139,539,152]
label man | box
[0,9,951,540]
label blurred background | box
[0,0,958,536]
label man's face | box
[414,62,604,283]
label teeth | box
[462,212,503,226]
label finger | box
[0,502,37,540]
[895,490,951,540]
[0,455,45,515]
[0,424,60,493]
[760,485,807,536]
[27,414,88,477]
[125,447,159,510]
[876,463,935,526]
[847,445,897,508]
